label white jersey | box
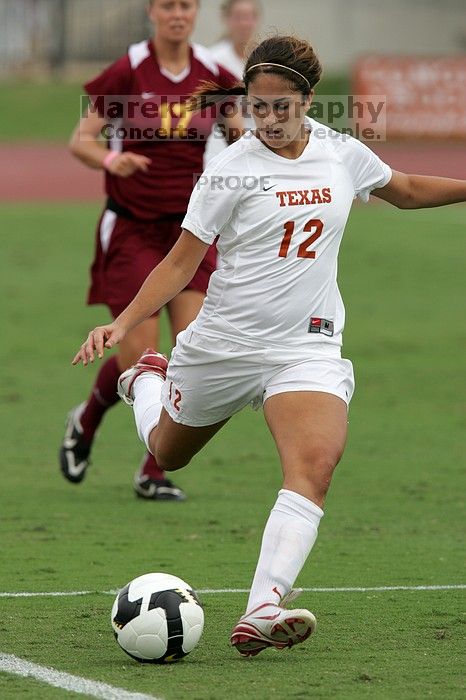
[204,39,255,165]
[209,39,245,79]
[183,117,392,351]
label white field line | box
[199,584,466,594]
[0,584,465,598]
[0,652,161,700]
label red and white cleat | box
[230,591,316,657]
[117,348,168,406]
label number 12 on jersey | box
[278,218,323,259]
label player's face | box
[249,73,313,151]
[225,1,259,47]
[148,0,198,43]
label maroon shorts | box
[87,209,216,318]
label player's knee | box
[309,468,334,501]
[153,445,190,472]
[286,448,341,498]
[313,451,341,488]
[297,446,341,473]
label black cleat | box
[133,473,186,501]
[59,404,91,484]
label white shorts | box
[161,329,355,427]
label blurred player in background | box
[60,0,242,500]
[211,0,261,78]
[204,0,261,163]
[73,34,466,654]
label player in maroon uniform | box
[60,0,242,500]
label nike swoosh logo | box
[263,185,276,192]
[65,453,87,477]
[252,611,282,621]
[141,92,156,99]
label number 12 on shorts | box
[168,382,182,412]
[279,218,323,259]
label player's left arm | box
[372,170,466,209]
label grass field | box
[0,202,464,699]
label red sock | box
[79,356,121,444]
[139,452,166,481]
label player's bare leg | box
[231,391,348,656]
[130,289,210,495]
[118,317,160,369]
[118,318,187,500]
[167,289,205,344]
[264,391,348,507]
[118,348,228,470]
[152,409,229,470]
[129,292,205,498]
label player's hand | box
[72,321,126,366]
[106,152,151,178]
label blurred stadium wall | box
[1,0,465,78]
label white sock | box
[132,374,164,451]
[246,489,323,613]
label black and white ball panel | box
[111,573,204,664]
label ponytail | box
[189,80,246,112]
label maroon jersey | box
[85,40,237,220]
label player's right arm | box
[72,230,209,366]
[69,108,151,177]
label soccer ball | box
[111,572,204,663]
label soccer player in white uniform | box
[204,0,261,164]
[73,36,466,657]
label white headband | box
[246,62,311,90]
